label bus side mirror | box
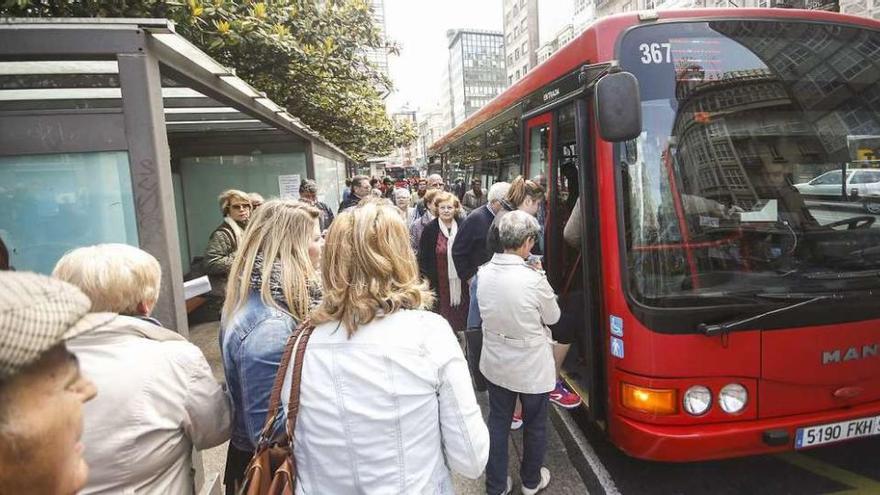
[594,71,642,142]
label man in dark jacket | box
[452,181,510,282]
[299,179,335,231]
[338,175,370,213]
[452,181,509,392]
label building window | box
[831,49,866,80]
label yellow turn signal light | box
[621,383,678,415]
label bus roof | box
[429,8,880,154]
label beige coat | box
[68,316,231,495]
[477,253,561,394]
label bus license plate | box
[795,415,880,449]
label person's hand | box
[526,255,543,271]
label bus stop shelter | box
[0,18,352,336]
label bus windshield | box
[618,20,880,308]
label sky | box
[383,0,503,112]
[383,0,574,114]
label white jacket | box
[280,310,489,494]
[477,253,561,394]
[68,316,231,495]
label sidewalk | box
[190,321,589,494]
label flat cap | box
[0,271,115,380]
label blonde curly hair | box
[311,198,433,335]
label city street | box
[564,407,880,495]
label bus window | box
[528,121,550,180]
[549,104,581,292]
[526,114,553,256]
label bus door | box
[525,114,552,261]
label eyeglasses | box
[230,203,252,210]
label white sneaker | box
[510,412,523,431]
[521,467,551,495]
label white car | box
[794,168,880,201]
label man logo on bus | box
[822,344,879,364]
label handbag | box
[237,320,315,495]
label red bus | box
[384,164,420,188]
[430,9,880,461]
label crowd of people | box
[0,170,582,495]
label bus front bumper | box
[611,398,880,462]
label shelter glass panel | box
[0,151,137,274]
[180,152,307,261]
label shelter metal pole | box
[117,49,188,337]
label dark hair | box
[299,178,318,194]
[351,175,370,189]
[506,175,544,207]
[0,235,9,271]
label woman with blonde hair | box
[279,198,489,493]
[219,199,324,494]
[418,191,470,332]
[203,189,252,316]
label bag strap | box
[284,320,316,461]
[254,322,306,449]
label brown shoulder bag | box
[237,321,315,495]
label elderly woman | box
[418,191,469,332]
[486,176,581,411]
[204,189,252,315]
[478,210,560,495]
[392,187,417,226]
[409,188,442,251]
[279,198,488,492]
[220,200,324,493]
[53,244,231,495]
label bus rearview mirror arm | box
[594,71,642,142]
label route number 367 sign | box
[639,42,672,64]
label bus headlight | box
[719,383,748,414]
[683,386,712,416]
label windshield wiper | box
[803,269,880,280]
[697,294,832,336]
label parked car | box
[794,168,880,203]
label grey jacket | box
[69,316,231,495]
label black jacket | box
[418,219,443,294]
[451,204,494,282]
[338,193,363,213]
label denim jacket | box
[220,291,297,451]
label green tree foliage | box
[1,0,417,161]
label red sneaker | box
[550,380,581,409]
[510,412,523,430]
